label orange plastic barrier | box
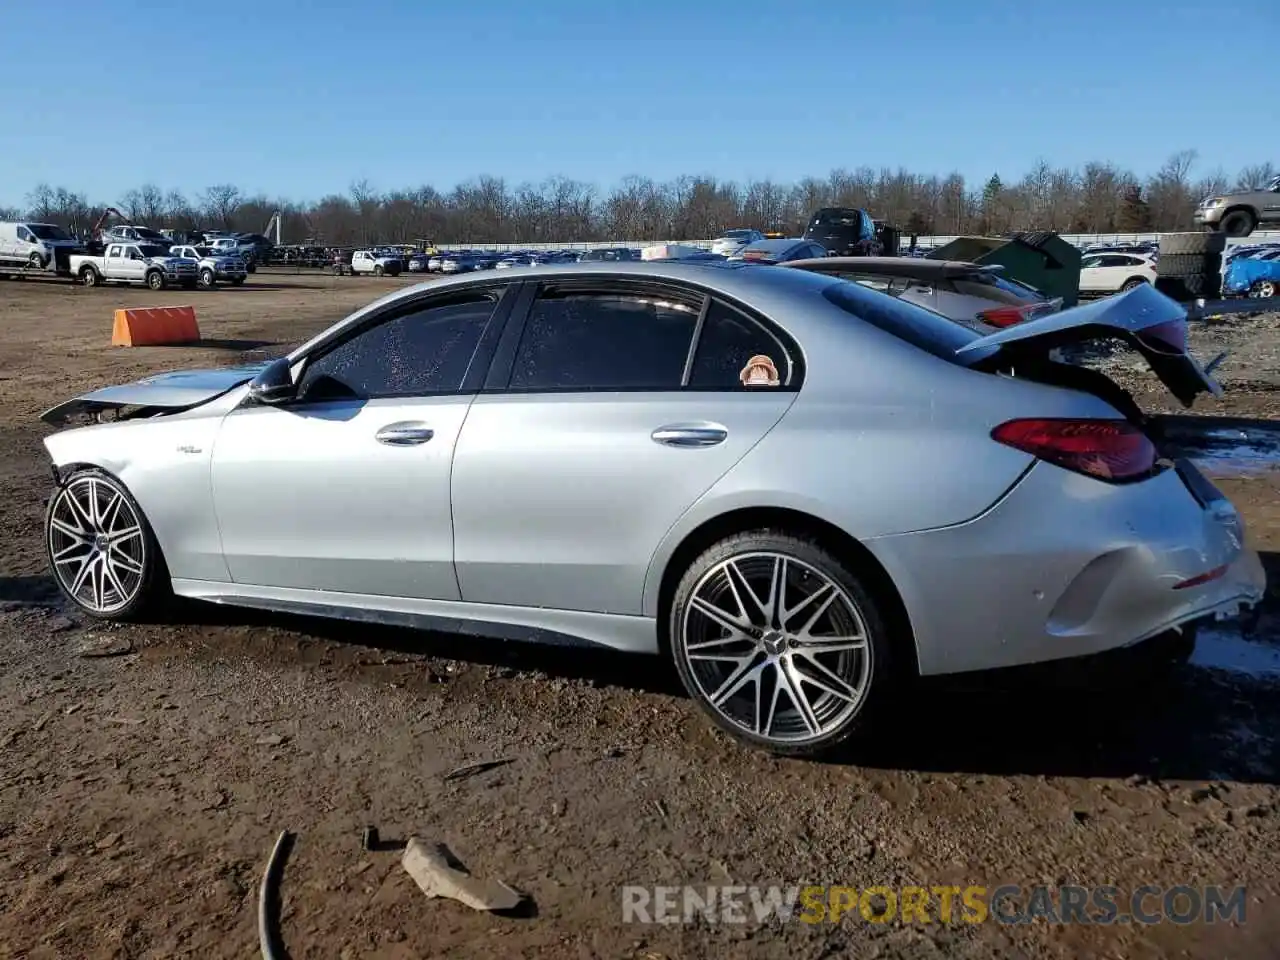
[111,306,201,346]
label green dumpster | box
[927,232,1082,307]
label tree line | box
[3,152,1274,246]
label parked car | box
[710,229,766,257]
[70,242,199,290]
[578,247,640,262]
[101,225,172,249]
[169,245,249,288]
[783,256,1062,332]
[734,238,831,264]
[0,220,81,272]
[37,262,1262,756]
[802,207,881,256]
[1194,176,1280,237]
[407,253,432,272]
[1077,253,1158,295]
[1223,255,1280,299]
[349,250,403,276]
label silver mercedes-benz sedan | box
[39,262,1264,755]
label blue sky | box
[5,0,1275,207]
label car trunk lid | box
[956,282,1220,407]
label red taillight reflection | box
[1136,319,1187,354]
[1173,565,1228,590]
[991,418,1158,482]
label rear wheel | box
[1251,280,1277,299]
[1121,277,1148,291]
[45,469,170,621]
[374,264,384,277]
[669,531,891,756]
[80,265,99,287]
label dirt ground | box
[3,270,1280,959]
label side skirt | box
[170,579,661,654]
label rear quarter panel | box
[640,298,1123,616]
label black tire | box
[1159,232,1227,256]
[246,262,257,274]
[79,265,100,287]
[146,270,165,291]
[669,530,893,757]
[198,268,215,289]
[374,264,384,277]
[1219,210,1256,238]
[1251,280,1278,299]
[1121,277,1149,291]
[45,468,171,622]
[28,253,45,270]
[1156,253,1222,277]
[1160,273,1221,299]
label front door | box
[450,281,799,615]
[209,285,510,599]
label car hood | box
[956,282,1220,407]
[40,362,271,425]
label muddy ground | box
[2,271,1280,958]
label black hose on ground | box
[258,830,295,960]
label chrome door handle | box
[375,421,434,445]
[651,423,728,447]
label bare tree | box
[10,152,1276,245]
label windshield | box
[721,230,755,240]
[811,209,864,228]
[133,228,166,241]
[137,244,168,258]
[821,278,981,364]
[28,223,74,241]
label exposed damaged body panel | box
[40,362,270,425]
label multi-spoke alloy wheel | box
[671,533,887,755]
[46,472,153,617]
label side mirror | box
[247,357,297,405]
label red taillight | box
[991,418,1158,482]
[976,304,1040,328]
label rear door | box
[449,277,801,614]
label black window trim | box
[274,279,519,406]
[481,273,805,395]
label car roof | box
[288,259,845,360]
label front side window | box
[297,292,500,401]
[509,290,701,391]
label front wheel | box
[198,268,215,289]
[45,469,170,620]
[669,531,891,757]
[1220,210,1256,238]
[146,270,165,290]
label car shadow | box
[223,282,332,292]
[178,600,681,696]
[0,574,61,606]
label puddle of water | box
[1190,627,1280,679]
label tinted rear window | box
[821,279,979,362]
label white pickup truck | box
[170,244,248,288]
[71,242,200,290]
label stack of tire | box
[1153,232,1225,302]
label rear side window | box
[822,279,978,363]
[688,300,792,389]
[509,292,700,390]
[298,293,498,399]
